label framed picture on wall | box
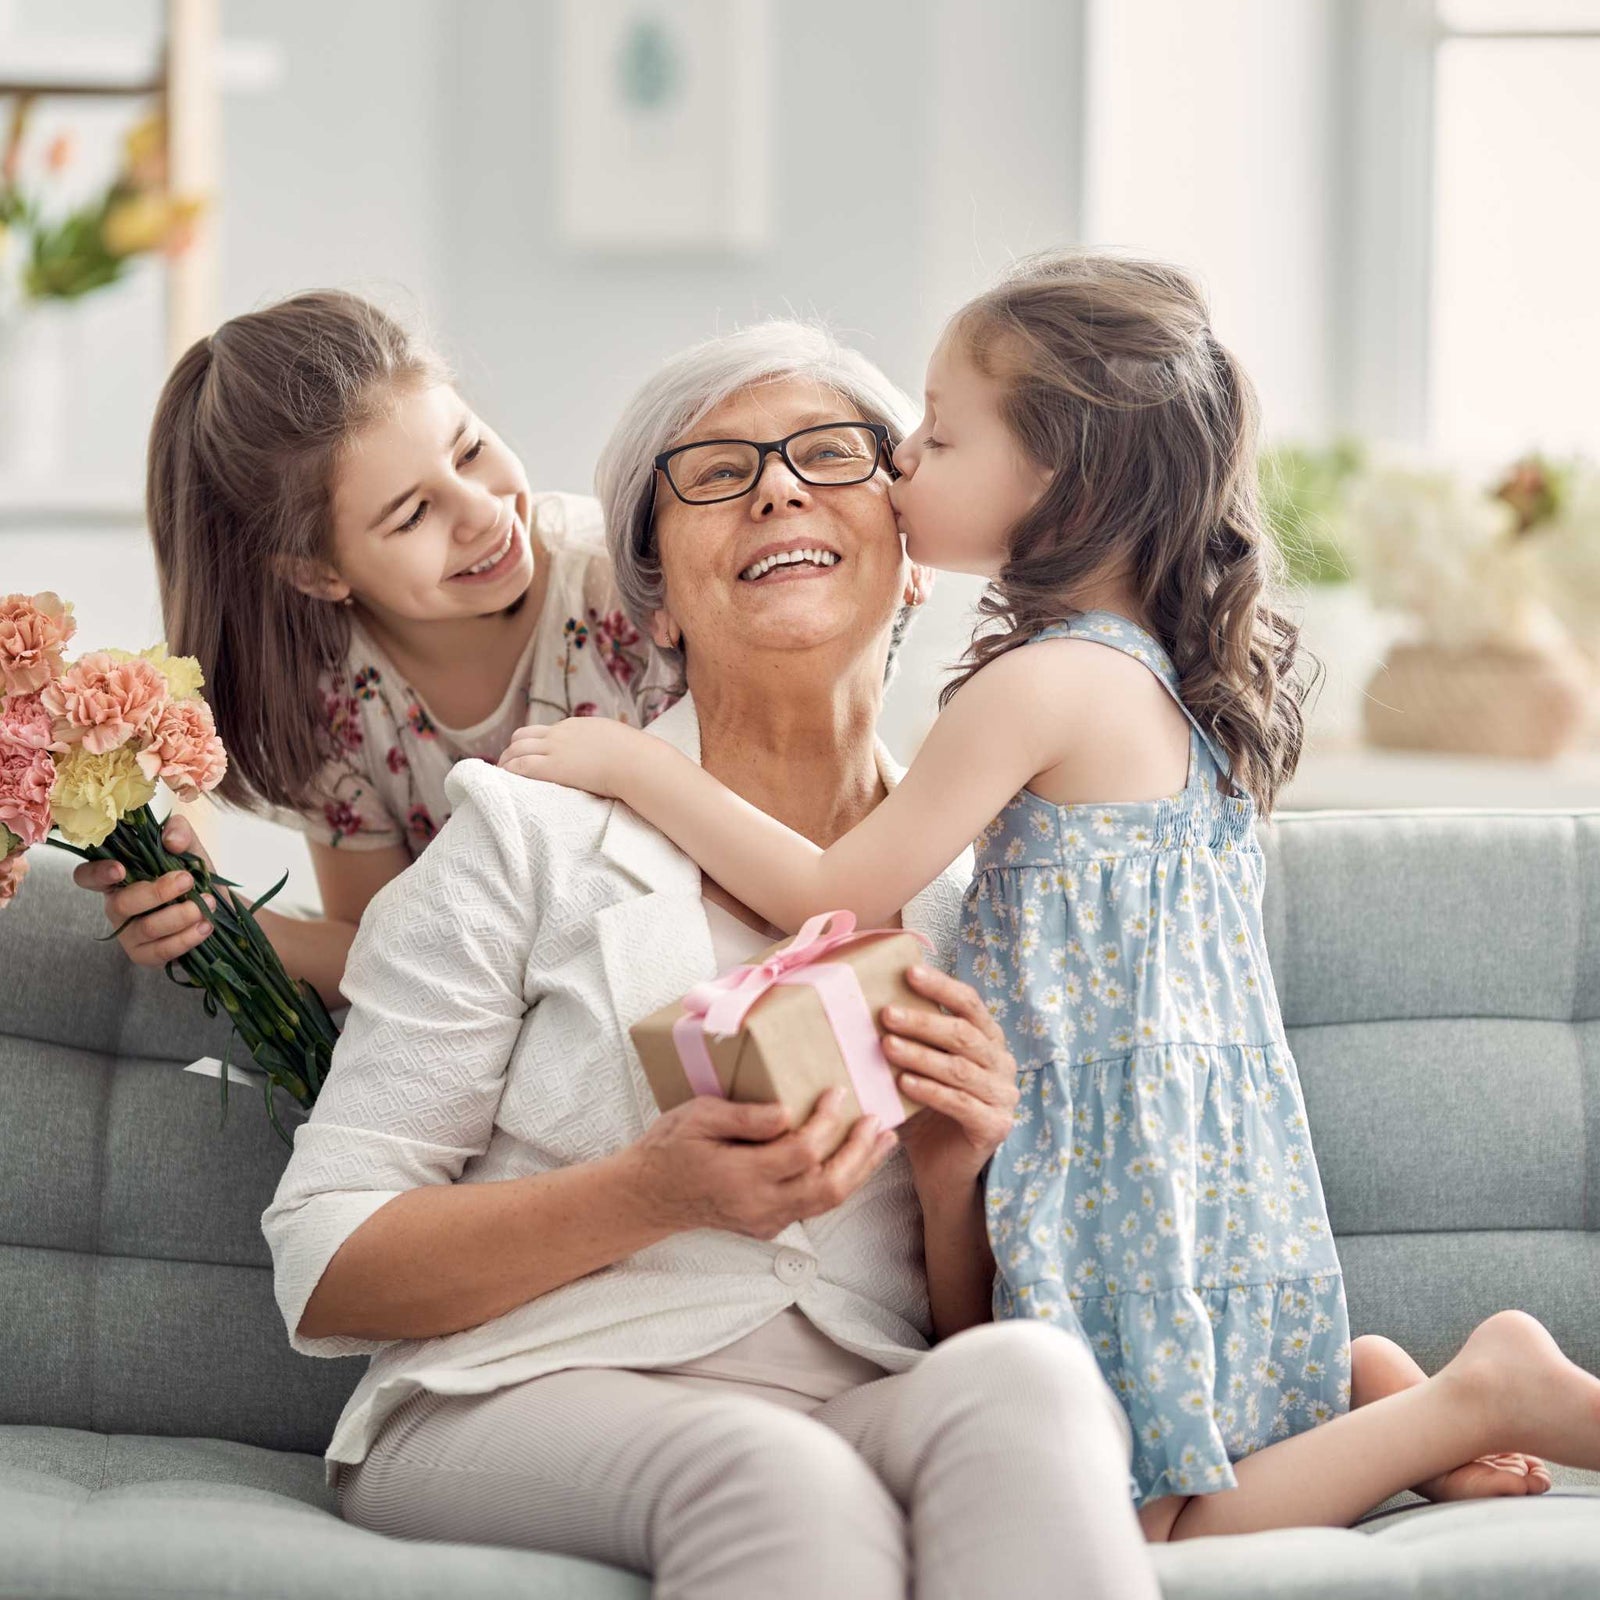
[555,0,773,255]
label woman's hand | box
[882,963,1019,1198]
[72,813,216,967]
[498,717,651,800]
[623,1086,897,1241]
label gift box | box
[630,911,938,1137]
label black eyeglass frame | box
[640,421,896,554]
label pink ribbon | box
[672,911,930,1129]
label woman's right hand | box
[72,813,216,967]
[626,1087,897,1241]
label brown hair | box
[939,250,1315,813]
[146,290,444,811]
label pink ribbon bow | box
[672,910,930,1129]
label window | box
[1429,0,1600,459]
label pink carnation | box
[0,741,56,847]
[135,697,228,801]
[41,651,168,755]
[0,691,55,750]
[0,848,28,908]
[0,591,76,695]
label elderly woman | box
[262,325,1157,1600]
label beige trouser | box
[337,1321,1159,1600]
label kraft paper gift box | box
[630,912,938,1135]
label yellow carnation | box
[144,644,205,700]
[51,745,157,848]
[104,644,205,701]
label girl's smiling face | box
[317,381,536,623]
[889,328,1052,578]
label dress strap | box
[1030,611,1233,781]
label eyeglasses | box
[653,421,893,509]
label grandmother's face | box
[649,379,911,673]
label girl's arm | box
[75,820,406,1009]
[501,646,1078,933]
[256,839,410,1006]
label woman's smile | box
[736,540,845,584]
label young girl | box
[75,291,673,1003]
[499,252,1600,1538]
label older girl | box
[74,291,672,1002]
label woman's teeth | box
[739,548,841,582]
[456,525,515,578]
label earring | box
[340,596,354,607]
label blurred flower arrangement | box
[0,98,202,302]
[0,592,336,1143]
[1262,442,1600,651]
[1260,444,1600,757]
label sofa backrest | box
[0,848,363,1454]
[1,812,1596,1454]
[1261,810,1600,1376]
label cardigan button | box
[773,1249,816,1286]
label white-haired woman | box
[263,323,1159,1600]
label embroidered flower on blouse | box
[324,798,364,841]
[573,701,599,717]
[407,803,437,842]
[324,688,364,754]
[564,617,589,650]
[405,701,437,740]
[386,745,408,775]
[590,607,645,687]
[353,665,382,701]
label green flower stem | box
[48,803,339,1144]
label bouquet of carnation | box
[0,591,336,1143]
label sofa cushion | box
[2,1425,1595,1600]
[0,1427,647,1600]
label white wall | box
[1083,0,1339,441]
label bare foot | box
[1443,1310,1600,1471]
[1416,1451,1552,1502]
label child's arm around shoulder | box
[498,642,1093,933]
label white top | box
[702,895,780,969]
[273,491,677,856]
[261,695,971,1486]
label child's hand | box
[497,717,645,800]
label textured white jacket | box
[261,695,970,1481]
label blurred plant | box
[1258,440,1364,588]
[0,98,202,304]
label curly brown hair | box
[939,251,1316,813]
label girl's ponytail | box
[143,292,442,812]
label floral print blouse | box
[277,492,677,857]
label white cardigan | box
[261,695,971,1482]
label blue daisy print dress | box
[965,612,1350,1506]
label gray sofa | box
[3,812,1598,1599]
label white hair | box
[597,320,920,677]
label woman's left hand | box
[881,963,1019,1197]
[498,717,647,799]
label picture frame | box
[555,0,773,255]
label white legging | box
[337,1321,1159,1600]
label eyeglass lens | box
[667,424,881,503]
